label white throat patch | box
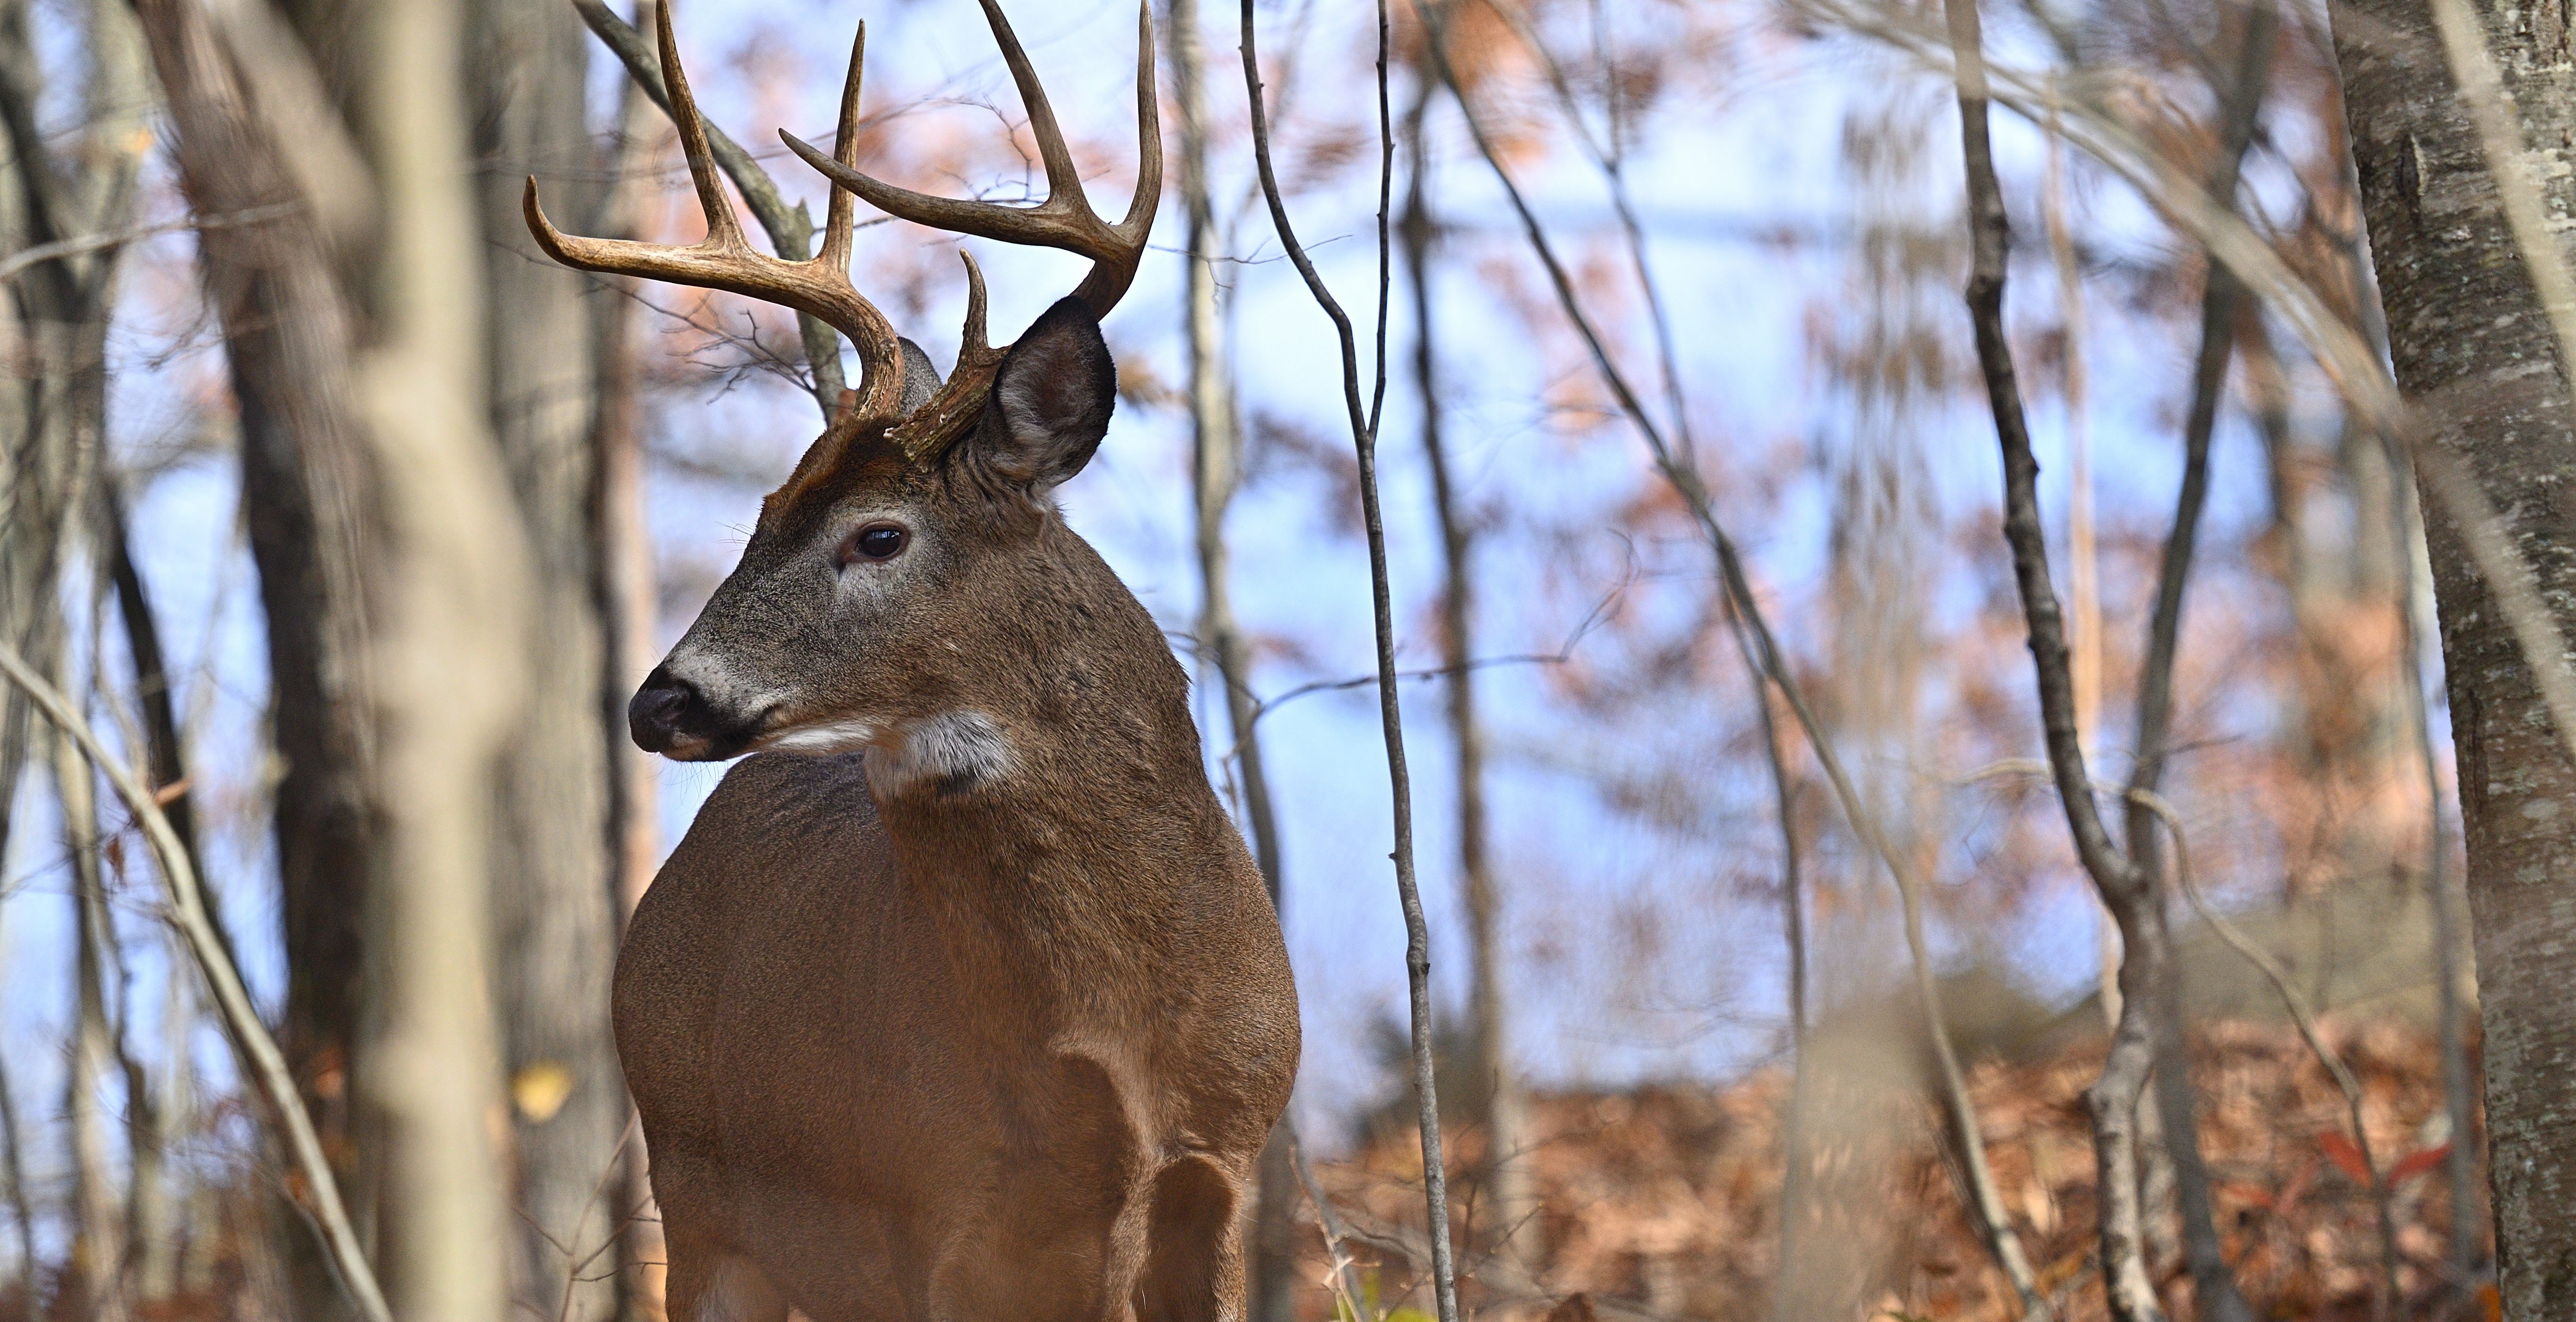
[863,711,1015,797]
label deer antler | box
[777,0,1159,466]
[525,5,908,423]
[780,0,1161,321]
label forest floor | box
[1312,1019,2487,1322]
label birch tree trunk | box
[2334,3,2576,1314]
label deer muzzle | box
[630,664,767,760]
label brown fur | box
[620,306,1299,1321]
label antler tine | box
[525,8,909,421]
[975,0,1088,212]
[1111,0,1160,243]
[817,21,868,273]
[654,0,749,254]
[777,0,1163,321]
[958,250,990,357]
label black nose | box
[628,666,705,753]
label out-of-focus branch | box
[1418,7,2046,1314]
[0,1050,29,1296]
[569,0,845,416]
[0,642,391,1322]
[2127,0,2273,875]
[0,203,300,285]
[1239,3,1458,1318]
[2117,7,2275,1319]
[1728,604,1811,1322]
[1484,0,1694,457]
[1942,0,2161,1316]
[1798,0,2396,430]
[2129,784,2402,1319]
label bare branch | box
[1239,2,1457,1317]
[0,203,301,285]
[0,641,392,1322]
[569,0,846,415]
[1418,4,2046,1311]
[1943,0,2160,1313]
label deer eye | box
[840,523,908,565]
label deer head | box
[526,0,1160,772]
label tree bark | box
[2332,2,2576,1313]
[127,15,382,1316]
[465,5,625,1316]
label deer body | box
[526,4,1299,1315]
[621,530,1295,1319]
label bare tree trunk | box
[1949,1,2167,1315]
[1747,622,1811,1322]
[350,0,525,1317]
[1166,2,1299,1315]
[587,31,663,1317]
[126,945,189,1305]
[2332,2,2576,1313]
[0,0,147,967]
[126,13,382,1315]
[1399,74,1529,1271]
[464,5,624,1316]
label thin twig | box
[1289,1126,1371,1315]
[1944,0,2161,1314]
[1240,3,1457,1316]
[0,642,392,1322]
[1418,6,2045,1312]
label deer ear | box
[970,297,1115,494]
[895,338,942,415]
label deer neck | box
[857,563,1224,967]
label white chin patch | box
[760,716,880,756]
[863,711,1015,797]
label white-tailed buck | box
[523,5,1299,1316]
